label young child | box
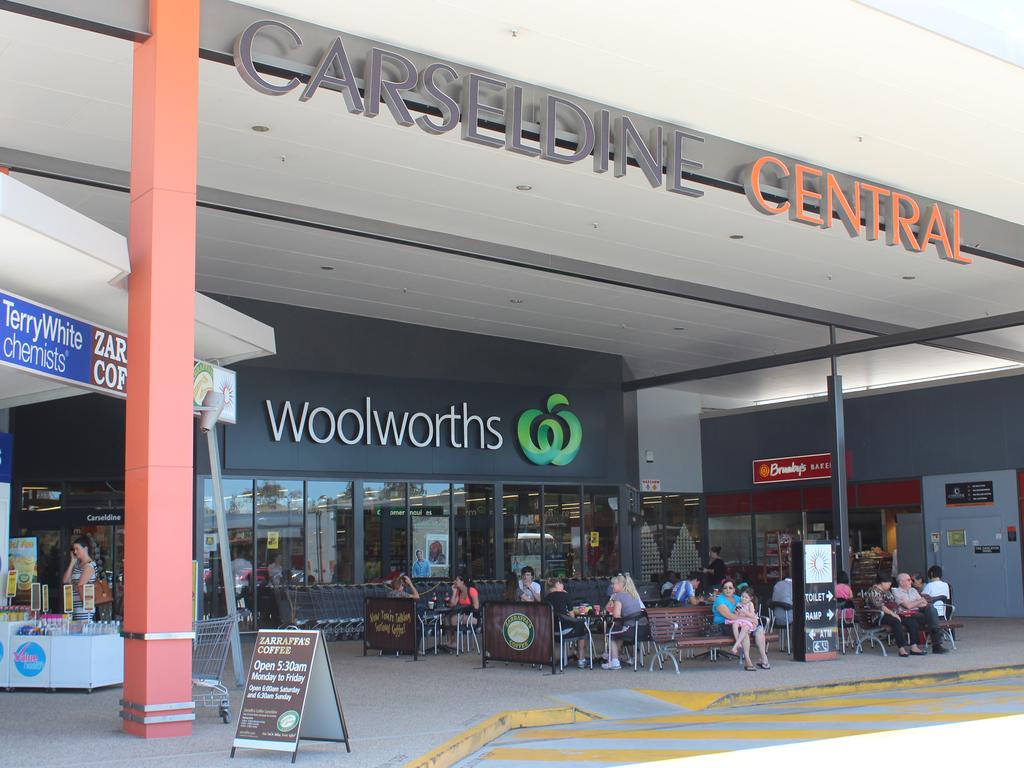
[727,587,759,654]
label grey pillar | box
[828,327,851,575]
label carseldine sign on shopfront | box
[232,19,966,266]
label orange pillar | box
[121,0,200,738]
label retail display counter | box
[1,622,123,691]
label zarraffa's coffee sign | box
[226,368,618,479]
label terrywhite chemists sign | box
[1,287,236,422]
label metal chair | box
[767,600,792,654]
[555,613,593,670]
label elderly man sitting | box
[891,572,948,654]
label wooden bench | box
[646,606,778,669]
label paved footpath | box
[456,676,1024,767]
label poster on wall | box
[9,537,37,602]
[411,514,449,577]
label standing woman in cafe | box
[703,546,727,589]
[713,579,771,670]
[63,536,97,621]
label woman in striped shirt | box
[63,536,97,621]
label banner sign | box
[1,289,127,396]
[9,537,36,601]
[945,480,993,506]
[363,598,418,659]
[0,432,11,484]
[753,453,832,484]
[232,629,350,760]
[0,288,236,423]
[481,600,555,673]
[792,540,838,662]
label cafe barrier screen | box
[482,600,555,674]
[363,597,418,659]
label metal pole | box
[207,427,244,687]
[828,326,851,575]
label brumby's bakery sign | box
[753,453,832,484]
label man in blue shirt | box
[411,549,430,578]
[672,571,703,605]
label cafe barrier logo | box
[517,394,582,466]
[502,613,536,651]
[277,710,300,733]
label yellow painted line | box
[779,694,996,708]
[482,747,722,762]
[913,684,1024,694]
[403,707,599,768]
[511,727,879,741]
[635,690,725,711]
[611,711,1006,726]
[708,665,1024,709]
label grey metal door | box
[895,512,926,577]
[940,515,1008,617]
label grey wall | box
[636,388,704,492]
[922,469,1023,618]
[701,373,1024,491]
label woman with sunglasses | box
[713,580,771,671]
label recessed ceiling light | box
[251,125,270,132]
[509,298,524,304]
[728,234,744,240]
[902,275,916,280]
[673,326,686,331]
[320,265,335,271]
[515,184,532,191]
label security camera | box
[198,390,224,433]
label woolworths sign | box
[264,393,582,466]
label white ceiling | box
[0,4,1022,405]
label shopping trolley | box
[192,616,236,723]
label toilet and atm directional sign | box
[792,540,839,662]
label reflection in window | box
[21,483,62,514]
[582,487,619,577]
[201,478,254,628]
[708,513,752,581]
[306,481,354,585]
[543,486,580,578]
[364,482,406,581]
[255,480,304,627]
[410,482,450,579]
[503,486,540,576]
[454,484,494,580]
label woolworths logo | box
[517,394,582,466]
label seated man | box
[921,565,951,619]
[544,577,589,668]
[891,572,947,653]
[518,566,541,601]
[671,571,703,605]
[771,576,793,627]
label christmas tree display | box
[667,523,701,576]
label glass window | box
[503,485,541,577]
[21,483,62,515]
[364,482,406,581]
[543,486,580,579]
[663,495,702,580]
[255,480,304,627]
[638,494,664,583]
[754,511,802,581]
[306,481,354,585]
[453,484,494,580]
[708,513,752,581]
[582,487,619,577]
[201,478,254,628]
[410,482,451,579]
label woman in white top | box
[63,536,97,621]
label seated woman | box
[442,572,480,651]
[864,573,922,657]
[602,573,645,670]
[835,570,854,624]
[713,579,770,670]
[503,572,521,601]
